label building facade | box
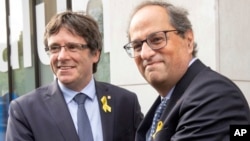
[0,0,250,140]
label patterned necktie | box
[148,97,168,141]
[74,93,94,141]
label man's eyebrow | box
[48,42,60,46]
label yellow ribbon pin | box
[101,96,111,112]
[152,121,163,138]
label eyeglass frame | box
[45,42,88,55]
[123,29,179,58]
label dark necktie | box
[74,93,94,141]
[148,97,168,141]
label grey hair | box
[127,1,197,56]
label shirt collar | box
[163,57,197,100]
[58,76,96,104]
[162,87,174,100]
[189,57,197,66]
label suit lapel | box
[162,59,206,117]
[153,59,206,130]
[43,80,79,141]
[95,81,114,141]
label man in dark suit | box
[123,1,250,141]
[6,11,143,141]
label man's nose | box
[140,42,155,59]
[57,47,70,60]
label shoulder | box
[182,67,248,110]
[194,67,242,93]
[95,81,137,98]
[10,83,53,108]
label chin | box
[58,76,73,84]
[147,74,165,84]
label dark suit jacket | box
[136,59,250,141]
[6,80,143,141]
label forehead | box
[129,5,172,39]
[47,27,86,45]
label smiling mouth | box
[58,66,74,70]
[144,61,161,67]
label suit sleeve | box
[6,100,34,141]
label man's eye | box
[50,46,60,50]
[134,46,142,52]
[67,43,79,50]
[149,36,164,44]
[132,43,142,52]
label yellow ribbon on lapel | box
[152,121,163,138]
[101,96,111,112]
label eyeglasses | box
[45,42,88,55]
[123,30,178,58]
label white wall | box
[218,0,250,104]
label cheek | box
[134,58,144,72]
[50,56,57,68]
[134,58,141,67]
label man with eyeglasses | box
[124,1,250,141]
[6,11,143,141]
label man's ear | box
[185,29,194,53]
[92,50,101,63]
